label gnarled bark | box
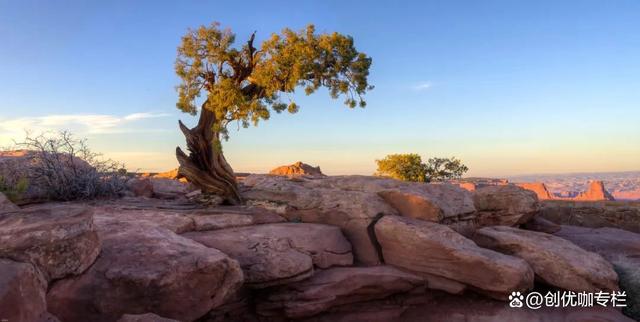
[176,107,242,204]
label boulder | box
[0,205,100,281]
[94,204,286,234]
[184,223,353,288]
[241,175,477,264]
[473,185,539,227]
[149,178,193,199]
[47,223,243,322]
[321,177,477,234]
[0,259,48,322]
[117,313,179,322]
[258,266,423,318]
[126,178,154,197]
[0,191,19,213]
[374,215,533,298]
[187,207,285,231]
[554,225,640,320]
[269,161,325,177]
[473,226,619,292]
[521,216,561,234]
[242,175,397,265]
[377,183,475,223]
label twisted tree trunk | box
[176,107,242,205]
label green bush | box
[375,153,469,182]
[0,175,28,202]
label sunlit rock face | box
[516,182,554,200]
[575,180,616,201]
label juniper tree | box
[375,154,469,182]
[175,23,372,204]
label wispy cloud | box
[123,112,170,121]
[413,81,433,91]
[0,112,171,138]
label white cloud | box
[0,112,171,139]
[123,112,170,121]
[413,82,433,91]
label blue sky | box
[1,0,639,176]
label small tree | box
[375,154,428,182]
[375,154,468,183]
[175,23,372,204]
[424,157,469,182]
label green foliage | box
[175,23,373,139]
[0,175,28,202]
[375,154,469,183]
[424,157,469,182]
[375,154,428,182]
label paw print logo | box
[509,291,524,308]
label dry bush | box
[14,131,128,201]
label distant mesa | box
[269,161,325,177]
[455,178,616,202]
[574,180,615,201]
[516,180,615,201]
[451,178,508,192]
[516,182,554,200]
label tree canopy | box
[375,154,429,183]
[375,154,469,182]
[175,22,373,139]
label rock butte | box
[268,161,325,177]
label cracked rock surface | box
[184,223,353,288]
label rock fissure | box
[367,213,387,264]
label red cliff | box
[516,182,554,200]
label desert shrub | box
[424,157,469,182]
[375,153,468,182]
[14,131,127,201]
[0,175,28,202]
[375,154,428,182]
